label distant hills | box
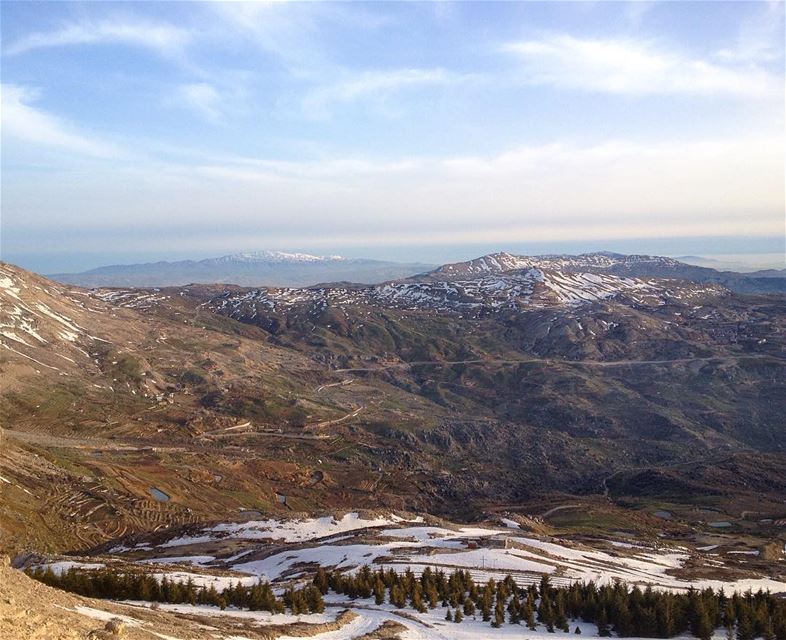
[48,250,785,293]
[50,250,436,288]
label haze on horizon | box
[1,1,784,273]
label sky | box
[1,1,784,273]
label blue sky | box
[1,1,784,272]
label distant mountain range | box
[48,250,785,293]
[50,250,436,288]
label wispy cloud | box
[210,1,394,71]
[1,84,120,157]
[7,132,780,248]
[3,17,191,60]
[209,2,336,71]
[504,34,781,97]
[176,83,224,123]
[303,68,466,118]
[716,1,785,64]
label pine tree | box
[597,607,611,637]
[464,597,476,618]
[724,598,736,640]
[526,603,537,631]
[773,604,786,640]
[373,574,385,606]
[693,602,714,640]
[313,567,329,595]
[556,590,570,632]
[764,618,776,640]
[411,583,427,613]
[493,596,506,628]
[454,608,464,623]
[737,609,755,640]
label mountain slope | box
[430,251,785,294]
[204,265,726,316]
[2,256,785,557]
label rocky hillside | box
[203,263,726,317]
[2,257,785,557]
[430,251,785,294]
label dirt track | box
[333,354,775,373]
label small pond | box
[653,510,672,519]
[709,521,732,528]
[149,486,170,502]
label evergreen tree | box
[691,598,714,640]
[493,596,506,628]
[737,608,755,640]
[597,607,611,637]
[526,603,537,631]
[313,567,329,595]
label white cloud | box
[177,83,224,123]
[210,1,393,70]
[303,68,465,118]
[504,35,781,97]
[3,17,191,60]
[5,133,782,250]
[1,84,120,157]
[209,1,334,71]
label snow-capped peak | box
[209,251,345,265]
[430,252,686,277]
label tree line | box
[314,567,786,640]
[28,564,786,639]
[26,566,324,614]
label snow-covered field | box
[119,598,738,640]
[97,513,784,594]
[37,512,784,640]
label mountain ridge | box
[48,251,435,289]
[49,250,784,293]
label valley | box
[1,252,785,639]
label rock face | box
[0,563,106,640]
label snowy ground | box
[124,599,737,640]
[89,512,785,594]
[35,512,784,639]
